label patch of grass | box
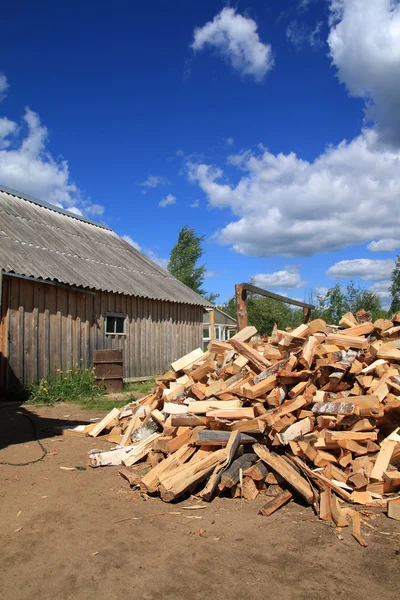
[81,396,130,411]
[124,378,155,395]
[27,367,105,406]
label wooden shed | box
[0,185,211,391]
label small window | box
[105,315,126,335]
[203,326,210,339]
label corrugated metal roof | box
[0,185,212,307]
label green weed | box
[28,367,104,405]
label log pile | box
[87,310,400,544]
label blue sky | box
[1,0,400,306]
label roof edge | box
[0,183,112,231]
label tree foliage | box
[167,225,219,303]
[316,281,386,324]
[390,255,400,314]
[220,294,303,335]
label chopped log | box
[219,453,258,490]
[242,477,259,501]
[253,444,314,504]
[319,489,332,521]
[387,496,400,521]
[277,417,313,445]
[187,399,242,414]
[230,338,271,372]
[159,448,227,502]
[88,407,120,437]
[192,429,257,447]
[122,433,161,467]
[245,375,278,399]
[339,312,358,328]
[370,427,400,481]
[140,444,195,494]
[200,431,241,501]
[244,461,269,481]
[171,348,204,372]
[231,325,258,342]
[325,333,369,350]
[341,322,374,337]
[259,490,293,516]
[330,494,349,527]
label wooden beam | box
[235,283,248,331]
[238,283,314,310]
[209,308,215,342]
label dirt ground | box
[1,403,400,600]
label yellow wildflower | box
[43,387,48,393]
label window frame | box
[104,313,127,336]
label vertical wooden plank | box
[139,297,145,377]
[127,296,133,378]
[84,294,91,369]
[145,298,151,376]
[68,288,77,370]
[21,280,33,385]
[88,292,95,370]
[57,287,68,372]
[0,276,10,389]
[31,307,39,383]
[48,285,58,377]
[154,299,160,375]
[132,295,139,377]
[33,281,45,382]
[76,291,85,368]
[8,277,19,383]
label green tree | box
[390,255,400,314]
[220,294,303,335]
[168,225,219,303]
[317,281,386,324]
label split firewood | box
[84,307,400,546]
[259,490,293,516]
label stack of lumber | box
[87,309,400,544]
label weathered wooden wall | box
[0,275,203,388]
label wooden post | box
[209,308,215,341]
[303,307,312,324]
[235,284,248,331]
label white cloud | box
[327,258,394,281]
[84,203,104,217]
[0,106,102,215]
[140,174,169,188]
[369,280,391,300]
[316,286,329,296]
[367,239,400,252]
[186,2,400,259]
[122,234,141,251]
[122,234,169,269]
[159,193,176,208]
[251,265,307,289]
[145,250,169,269]
[176,149,185,157]
[0,74,8,102]
[190,199,200,208]
[286,20,323,49]
[188,130,400,257]
[0,117,17,149]
[192,7,273,82]
[204,270,219,279]
[225,137,234,146]
[328,0,400,145]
